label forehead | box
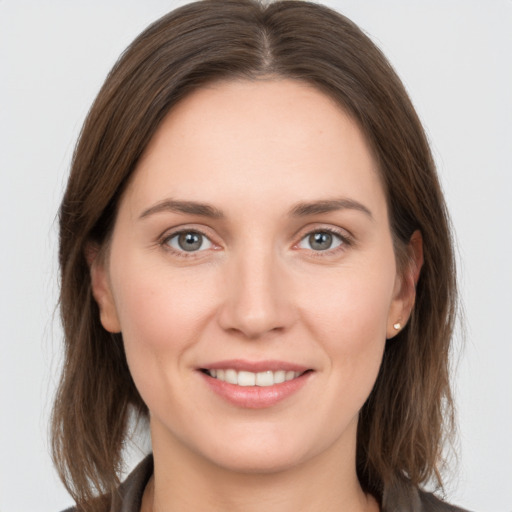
[122,78,386,219]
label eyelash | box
[295,227,353,257]
[160,229,216,258]
[159,226,353,258]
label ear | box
[86,243,121,333]
[386,230,424,339]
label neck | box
[142,420,379,512]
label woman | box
[52,1,468,511]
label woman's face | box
[92,79,412,473]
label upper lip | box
[199,359,311,373]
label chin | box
[186,420,346,476]
[204,442,311,475]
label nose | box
[217,246,296,340]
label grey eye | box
[167,231,213,252]
[299,231,343,251]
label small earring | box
[393,322,401,331]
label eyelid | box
[167,231,213,252]
[293,225,354,254]
[158,225,221,257]
[156,223,354,258]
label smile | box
[203,369,304,387]
[199,360,313,408]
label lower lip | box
[200,371,312,409]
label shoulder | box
[418,490,473,512]
[59,454,154,512]
[382,479,474,512]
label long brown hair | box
[52,1,457,510]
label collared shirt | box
[63,455,472,512]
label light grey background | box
[1,1,511,511]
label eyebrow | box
[139,199,224,220]
[288,198,373,220]
[139,197,373,221]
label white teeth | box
[274,370,286,384]
[225,369,237,385]
[255,371,274,386]
[206,369,302,386]
[238,371,256,386]
[285,370,295,381]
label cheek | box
[298,266,394,433]
[110,262,227,434]
[306,263,393,328]
[108,252,218,403]
[298,254,396,376]
[112,258,214,346]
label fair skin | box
[91,79,421,512]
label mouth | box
[200,368,309,387]
[198,360,313,408]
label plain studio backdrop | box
[1,1,511,511]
